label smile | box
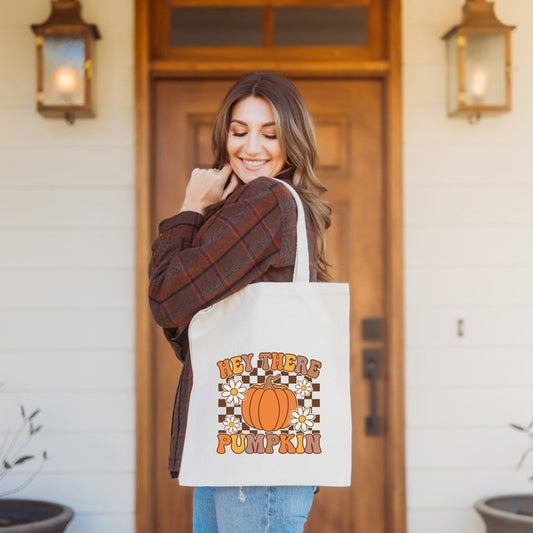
[241,159,268,168]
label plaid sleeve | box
[148,177,296,333]
[149,211,205,276]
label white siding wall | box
[0,0,135,531]
[404,0,533,532]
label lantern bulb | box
[470,65,489,100]
[54,67,79,93]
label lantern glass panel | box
[446,34,459,114]
[42,34,85,106]
[464,33,506,107]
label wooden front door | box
[151,78,387,532]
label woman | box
[149,71,331,532]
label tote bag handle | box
[273,179,310,283]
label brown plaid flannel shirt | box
[149,176,318,477]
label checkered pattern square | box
[218,363,320,435]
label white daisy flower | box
[295,378,313,399]
[221,379,247,405]
[223,415,242,435]
[290,406,315,433]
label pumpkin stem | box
[264,374,281,390]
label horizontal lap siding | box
[1,391,134,432]
[0,147,134,187]
[0,229,133,268]
[407,347,533,387]
[404,1,533,532]
[409,510,486,533]
[0,309,133,349]
[406,268,533,307]
[0,270,134,308]
[2,351,133,390]
[0,1,135,531]
[0,190,134,227]
[407,427,533,469]
[0,474,134,513]
[403,143,533,184]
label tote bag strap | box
[273,179,310,283]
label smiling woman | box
[226,96,285,183]
[148,70,332,533]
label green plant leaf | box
[3,460,12,469]
[14,455,34,466]
[30,425,42,436]
[42,451,48,460]
[20,405,26,419]
[29,409,41,421]
[510,423,526,432]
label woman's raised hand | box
[180,164,240,216]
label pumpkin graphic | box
[241,375,297,431]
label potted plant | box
[475,420,533,532]
[0,405,73,531]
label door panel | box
[152,79,386,532]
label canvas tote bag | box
[179,179,351,487]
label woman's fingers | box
[180,164,237,214]
[191,165,230,188]
[219,163,233,182]
[222,173,240,200]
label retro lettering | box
[216,432,322,455]
[216,353,255,379]
[256,352,321,378]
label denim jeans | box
[193,486,315,533]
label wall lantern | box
[442,0,515,123]
[31,0,101,124]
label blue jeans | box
[193,486,315,533]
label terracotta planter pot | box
[0,499,73,532]
[475,495,533,533]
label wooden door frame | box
[135,1,405,531]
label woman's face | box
[226,96,285,184]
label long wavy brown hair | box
[212,71,332,281]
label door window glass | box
[169,5,367,47]
[170,7,263,46]
[274,7,367,46]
